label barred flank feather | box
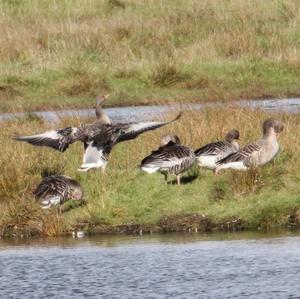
[141,142,196,176]
[33,175,83,208]
[216,140,264,165]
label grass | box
[0,106,299,237]
[0,0,300,112]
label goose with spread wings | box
[194,129,240,170]
[215,119,284,174]
[13,95,182,172]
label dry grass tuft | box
[228,169,265,197]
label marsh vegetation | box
[0,0,300,112]
[0,107,299,237]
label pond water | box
[1,97,300,123]
[1,231,300,298]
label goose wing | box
[13,127,83,152]
[195,141,233,156]
[33,175,68,201]
[216,140,264,165]
[141,144,193,169]
[115,112,182,143]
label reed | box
[0,106,299,236]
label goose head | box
[225,129,240,142]
[263,119,284,137]
[95,94,111,124]
[160,134,181,146]
[96,94,109,106]
[68,179,84,201]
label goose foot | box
[77,167,90,172]
[214,168,220,175]
[164,173,168,184]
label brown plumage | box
[141,134,195,185]
[13,96,182,172]
[215,119,284,173]
[194,129,240,170]
[33,175,84,209]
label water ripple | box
[1,233,300,298]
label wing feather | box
[216,140,264,165]
[141,144,193,168]
[13,127,80,152]
[33,175,67,200]
[195,141,233,156]
[116,112,182,143]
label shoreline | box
[2,212,299,239]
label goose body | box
[195,129,240,170]
[33,175,84,209]
[215,119,284,173]
[13,95,182,172]
[81,117,183,172]
[141,135,196,185]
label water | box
[1,98,300,123]
[1,231,300,298]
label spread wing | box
[195,141,233,156]
[115,112,182,143]
[13,127,82,152]
[216,140,264,165]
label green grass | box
[0,0,300,112]
[0,107,299,237]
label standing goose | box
[194,129,240,170]
[33,175,84,209]
[13,96,182,172]
[215,119,284,174]
[141,134,196,185]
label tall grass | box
[0,106,299,236]
[0,0,300,111]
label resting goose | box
[141,134,196,185]
[13,96,182,172]
[33,175,84,209]
[215,119,284,174]
[194,129,240,170]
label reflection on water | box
[1,231,300,298]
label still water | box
[1,97,300,122]
[1,231,300,299]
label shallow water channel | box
[1,98,300,123]
[1,231,300,298]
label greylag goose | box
[33,175,84,209]
[140,134,196,185]
[195,129,240,170]
[215,119,284,174]
[13,96,182,172]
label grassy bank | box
[0,107,299,237]
[1,0,300,112]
